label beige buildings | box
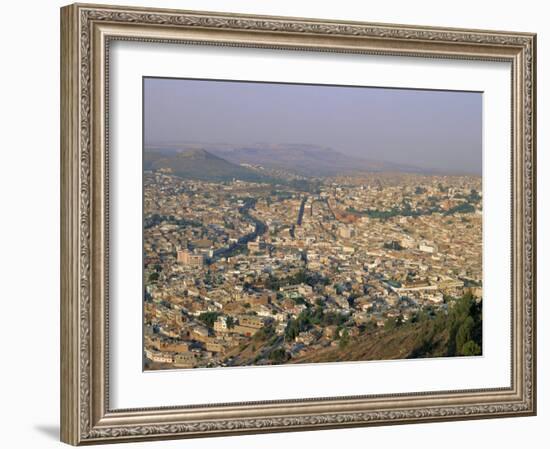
[177,249,205,267]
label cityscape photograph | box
[143,77,483,370]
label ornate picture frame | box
[60,3,536,445]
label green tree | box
[285,319,300,341]
[339,329,350,349]
[455,316,475,354]
[198,311,220,328]
[446,292,482,356]
[461,340,481,356]
[268,348,289,363]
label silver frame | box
[61,3,536,445]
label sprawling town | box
[143,169,482,370]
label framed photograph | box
[60,3,537,445]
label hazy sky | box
[144,77,482,174]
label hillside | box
[209,143,421,177]
[226,320,451,368]
[227,293,482,367]
[295,294,482,364]
[144,149,272,183]
[291,322,449,364]
[146,142,424,178]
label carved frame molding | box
[61,3,536,445]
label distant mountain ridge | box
[145,142,424,178]
[210,144,418,176]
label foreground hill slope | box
[294,294,483,365]
[226,293,482,367]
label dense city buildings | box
[143,169,483,370]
